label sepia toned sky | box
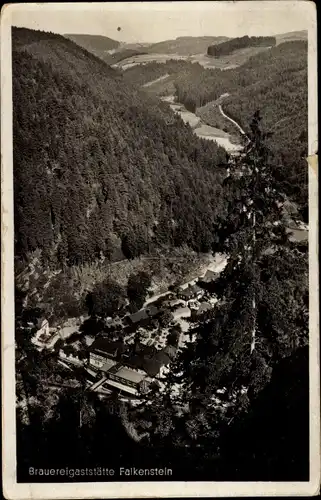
[11,1,312,43]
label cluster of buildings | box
[28,262,223,399]
[87,337,177,398]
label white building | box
[31,318,60,351]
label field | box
[115,45,273,71]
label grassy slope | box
[275,29,307,45]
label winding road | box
[218,103,247,137]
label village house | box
[178,284,203,301]
[31,318,60,351]
[127,304,160,327]
[59,345,85,366]
[87,337,177,398]
[127,309,149,326]
[88,338,125,369]
[36,317,49,336]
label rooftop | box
[128,309,149,323]
[90,337,176,379]
[36,318,49,329]
[104,378,138,396]
[115,366,146,384]
[179,284,202,298]
[90,338,125,356]
[163,344,178,360]
[101,358,118,372]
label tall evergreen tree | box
[143,112,308,447]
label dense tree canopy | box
[137,114,308,470]
[127,271,152,310]
[13,28,228,268]
[207,36,276,57]
[123,42,308,217]
[85,280,126,318]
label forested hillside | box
[126,115,309,478]
[173,41,308,216]
[65,34,147,65]
[207,36,276,56]
[13,27,228,268]
[146,36,229,55]
[64,33,120,52]
[123,59,203,87]
[121,41,307,216]
[63,34,229,65]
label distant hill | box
[147,36,229,55]
[64,33,120,53]
[12,27,228,268]
[64,34,148,65]
[124,42,153,50]
[275,30,308,45]
[105,48,148,65]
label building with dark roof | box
[89,338,125,370]
[141,350,172,377]
[178,284,203,301]
[127,309,149,325]
[88,337,177,396]
[90,338,124,357]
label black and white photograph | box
[1,1,319,498]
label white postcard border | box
[1,2,319,498]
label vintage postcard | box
[1,1,319,498]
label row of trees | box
[207,36,276,57]
[86,271,152,317]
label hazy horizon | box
[10,2,313,44]
[62,28,308,46]
[12,26,308,46]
